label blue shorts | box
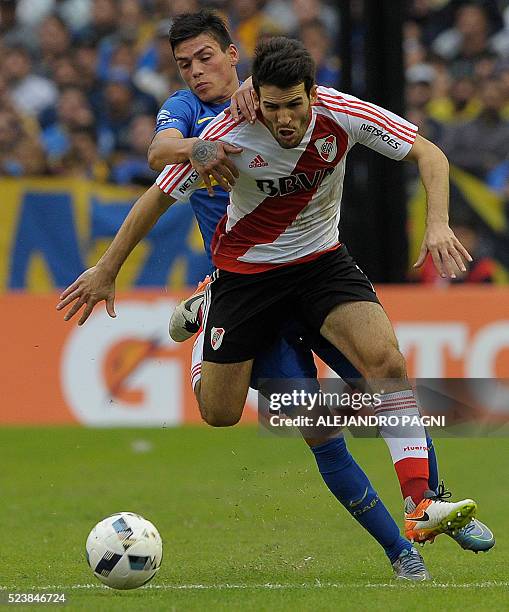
[251,319,361,394]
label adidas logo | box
[249,154,268,168]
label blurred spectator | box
[264,0,339,41]
[432,3,497,77]
[0,0,18,37]
[405,0,450,47]
[77,0,117,44]
[491,3,509,56]
[406,63,436,110]
[473,50,498,81]
[117,0,155,51]
[96,70,158,157]
[427,75,481,123]
[486,157,509,199]
[74,38,101,93]
[41,86,96,165]
[299,19,340,88]
[51,57,81,91]
[36,14,73,77]
[109,38,138,75]
[15,0,91,32]
[3,45,58,118]
[0,108,45,176]
[154,0,200,20]
[111,115,157,186]
[403,20,428,69]
[230,0,276,59]
[499,60,509,119]
[135,20,185,102]
[58,126,109,180]
[440,77,509,179]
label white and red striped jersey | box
[157,86,417,273]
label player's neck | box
[212,76,241,105]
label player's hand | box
[413,222,473,279]
[56,266,116,325]
[190,139,242,196]
[230,76,258,124]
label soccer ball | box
[86,512,163,590]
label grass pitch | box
[1,426,507,611]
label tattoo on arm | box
[191,140,218,165]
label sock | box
[375,390,429,506]
[426,431,439,493]
[190,326,204,391]
[311,437,411,563]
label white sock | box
[191,327,204,391]
[375,389,428,463]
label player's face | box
[174,33,240,104]
[257,83,318,148]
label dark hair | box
[252,37,315,96]
[168,10,233,55]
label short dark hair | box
[168,10,233,55]
[252,37,316,96]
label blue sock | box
[426,431,439,493]
[311,437,412,563]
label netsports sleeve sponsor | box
[359,123,401,150]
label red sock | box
[395,457,429,506]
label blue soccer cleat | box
[392,547,431,581]
[448,518,495,553]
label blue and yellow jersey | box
[155,90,231,266]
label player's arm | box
[148,126,242,196]
[323,86,472,278]
[56,185,175,325]
[404,134,472,278]
[148,127,198,169]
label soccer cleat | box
[404,482,477,544]
[392,547,431,581]
[448,518,495,553]
[169,276,210,342]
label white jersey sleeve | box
[315,86,418,160]
[156,111,247,201]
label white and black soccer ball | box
[86,512,163,590]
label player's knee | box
[204,411,242,427]
[198,400,242,427]
[365,347,406,380]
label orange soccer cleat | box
[404,482,477,544]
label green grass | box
[1,427,507,611]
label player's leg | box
[193,267,290,427]
[189,309,253,426]
[195,360,253,426]
[293,324,434,503]
[320,301,477,542]
[296,248,478,543]
[296,322,494,551]
[253,334,428,579]
[310,435,429,579]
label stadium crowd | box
[0,0,508,281]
